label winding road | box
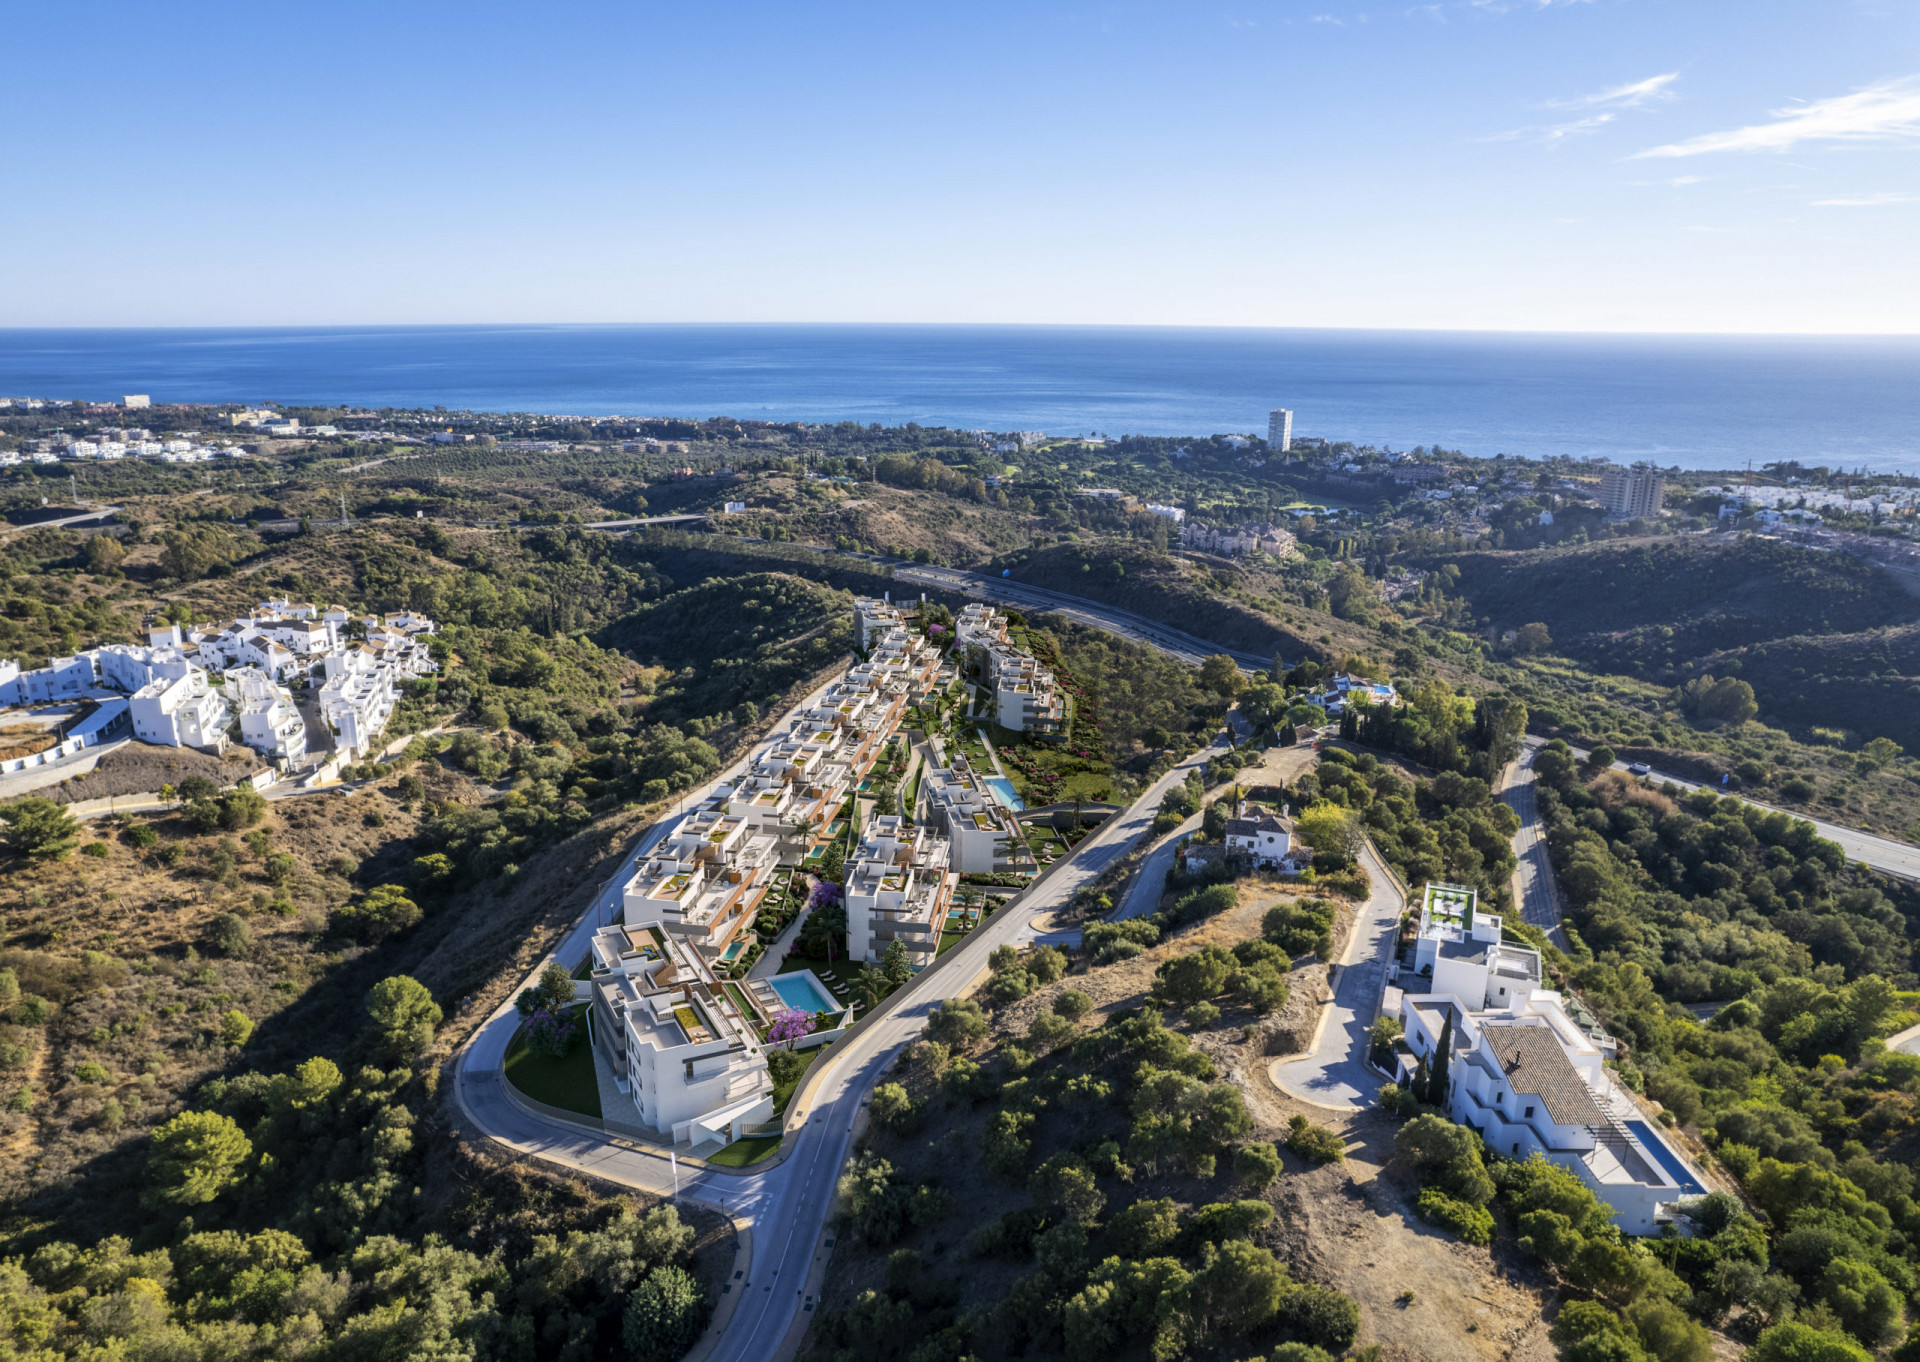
[452,614,1245,1362]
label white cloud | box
[1551,72,1680,110]
[1668,175,1703,185]
[1812,192,1920,206]
[1636,75,1920,158]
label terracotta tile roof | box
[1484,1022,1605,1127]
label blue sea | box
[2,324,1917,475]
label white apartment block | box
[919,751,1022,873]
[229,666,307,765]
[854,595,906,650]
[587,923,773,1149]
[318,649,397,760]
[844,815,955,969]
[950,603,1068,738]
[129,671,232,751]
[620,810,782,961]
[1599,467,1665,520]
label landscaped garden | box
[503,1005,602,1120]
[706,1037,834,1167]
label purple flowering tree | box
[768,1007,818,1050]
[524,1005,578,1058]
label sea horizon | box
[3,322,1918,476]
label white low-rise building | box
[1409,883,1543,1010]
[844,815,954,969]
[129,670,232,751]
[1223,802,1306,870]
[318,649,397,759]
[229,666,307,765]
[585,925,775,1149]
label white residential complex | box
[586,603,955,1148]
[587,922,774,1148]
[1394,885,1705,1234]
[0,600,436,766]
[951,602,1068,738]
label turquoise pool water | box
[1627,1120,1705,1195]
[769,971,838,1014]
[987,776,1023,810]
[720,940,747,962]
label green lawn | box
[503,1009,602,1119]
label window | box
[1525,1105,1534,1118]
[1512,1143,1520,1154]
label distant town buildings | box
[1178,520,1297,558]
[1268,408,1292,453]
[122,395,150,409]
[1599,467,1665,519]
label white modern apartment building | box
[587,922,773,1149]
[620,810,781,961]
[844,815,955,968]
[1268,408,1293,453]
[919,751,1022,873]
[854,596,906,650]
[317,649,398,760]
[229,666,307,765]
[950,603,1068,738]
[129,671,231,751]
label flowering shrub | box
[769,1007,818,1048]
[523,1005,579,1059]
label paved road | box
[1542,737,1920,883]
[453,680,1237,1362]
[1501,744,1570,951]
[1,504,122,536]
[1268,838,1406,1112]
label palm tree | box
[853,965,888,1010]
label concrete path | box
[1117,815,1199,920]
[1268,838,1406,1111]
[748,885,815,981]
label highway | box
[452,674,1237,1362]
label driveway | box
[1268,839,1405,1111]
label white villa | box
[844,815,955,969]
[1393,883,1705,1235]
[587,923,774,1149]
[1223,801,1306,870]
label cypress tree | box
[1430,1013,1453,1109]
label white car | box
[1627,762,1653,777]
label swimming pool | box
[719,940,748,962]
[987,776,1023,811]
[768,971,838,1015]
[1626,1120,1706,1195]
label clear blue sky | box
[3,1,1916,331]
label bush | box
[333,885,423,942]
[1285,1114,1346,1164]
[870,1082,926,1135]
[1416,1186,1494,1245]
[81,841,110,858]
[209,913,252,958]
[1053,989,1093,1022]
[1235,1142,1282,1189]
[1185,1001,1221,1029]
[766,1048,806,1086]
[622,1264,711,1362]
[927,998,987,1050]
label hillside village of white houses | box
[0,598,439,780]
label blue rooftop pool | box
[987,776,1023,811]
